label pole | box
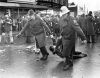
[18,8,19,18]
[84,4,85,14]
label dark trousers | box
[87,35,95,43]
[34,37,48,56]
[56,38,75,59]
[18,23,22,31]
[26,36,31,43]
[56,37,74,64]
[40,46,49,56]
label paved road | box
[0,36,100,78]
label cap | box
[60,6,70,14]
[28,9,35,16]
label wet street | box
[0,37,100,78]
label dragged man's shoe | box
[49,46,56,54]
[73,53,87,59]
[74,51,82,55]
[49,46,64,58]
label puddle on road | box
[0,69,6,72]
[0,49,5,54]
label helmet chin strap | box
[60,12,68,17]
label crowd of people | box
[77,11,100,43]
[0,6,100,70]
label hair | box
[88,11,92,16]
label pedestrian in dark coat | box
[86,11,95,43]
[58,6,86,70]
[94,16,100,37]
[78,14,87,37]
[17,9,52,60]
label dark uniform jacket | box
[58,14,86,57]
[59,14,86,41]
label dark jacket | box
[20,15,51,36]
[59,14,86,41]
[51,17,60,36]
[3,18,12,32]
[86,15,95,35]
[78,16,87,33]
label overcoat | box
[78,16,87,35]
[86,15,95,35]
[59,14,86,57]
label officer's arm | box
[19,21,29,35]
[71,18,86,41]
[40,17,52,34]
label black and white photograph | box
[0,0,100,78]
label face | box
[29,14,35,20]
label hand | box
[50,34,54,38]
[82,40,87,44]
[16,34,21,38]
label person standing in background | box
[86,11,95,43]
[0,17,3,43]
[78,14,87,37]
[3,15,13,44]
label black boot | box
[87,35,91,43]
[91,35,96,43]
[63,57,73,71]
[40,46,49,60]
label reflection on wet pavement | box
[0,37,100,78]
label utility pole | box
[84,4,85,14]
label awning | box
[0,2,48,9]
[19,4,48,9]
[0,2,20,7]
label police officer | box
[59,6,87,70]
[17,9,52,60]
